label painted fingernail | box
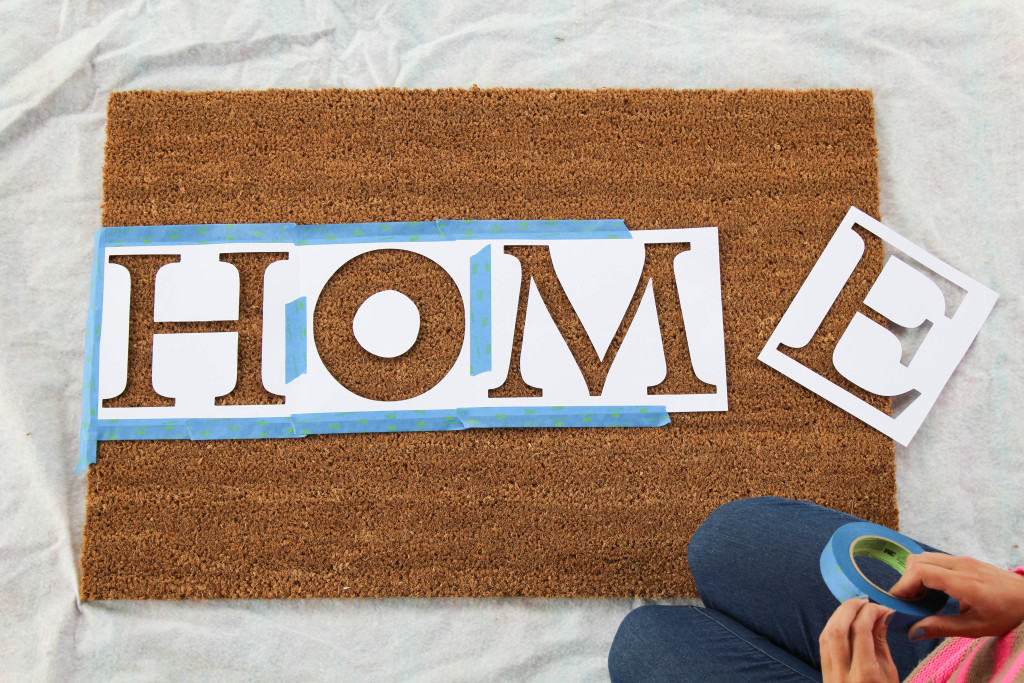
[856,594,869,601]
[883,611,894,628]
[909,628,926,641]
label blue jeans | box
[608,497,954,682]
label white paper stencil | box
[758,207,998,445]
[97,262,131,401]
[518,230,727,412]
[153,251,239,322]
[96,229,728,422]
[96,244,294,419]
[152,332,239,408]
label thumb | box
[909,613,985,641]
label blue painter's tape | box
[240,418,299,439]
[296,220,631,244]
[95,220,631,249]
[88,411,465,443]
[297,222,446,245]
[456,406,670,429]
[93,418,299,441]
[821,523,949,633]
[187,417,297,440]
[100,223,297,247]
[284,297,308,383]
[469,245,492,376]
[293,410,464,435]
[436,219,632,240]
[96,419,191,441]
[77,229,107,472]
[80,405,668,458]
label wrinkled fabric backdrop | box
[2,2,1022,680]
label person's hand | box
[889,553,1024,640]
[820,598,899,683]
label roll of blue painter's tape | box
[820,522,949,633]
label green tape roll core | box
[850,535,910,593]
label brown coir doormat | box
[82,88,894,599]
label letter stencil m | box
[488,229,728,411]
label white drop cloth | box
[1,1,1022,680]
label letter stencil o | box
[312,249,465,401]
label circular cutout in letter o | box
[352,289,421,358]
[312,249,465,401]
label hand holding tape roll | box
[820,522,949,633]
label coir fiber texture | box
[82,89,894,599]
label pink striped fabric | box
[904,567,1024,683]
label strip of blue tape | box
[95,417,297,441]
[78,219,640,471]
[77,229,107,471]
[293,410,464,435]
[820,522,949,633]
[284,297,308,383]
[469,245,492,376]
[97,219,631,251]
[101,222,297,247]
[456,406,671,428]
[437,219,631,240]
[88,406,670,445]
[297,219,632,244]
[297,222,446,245]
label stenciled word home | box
[79,210,998,470]
[79,219,728,469]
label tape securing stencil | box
[820,522,949,633]
[456,406,670,429]
[101,222,297,247]
[295,219,634,244]
[469,245,492,376]
[297,222,445,244]
[437,219,631,240]
[284,296,308,383]
[293,410,464,435]
[88,407,668,446]
[77,229,108,472]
